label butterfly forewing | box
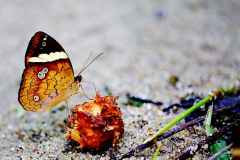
[18,31,79,112]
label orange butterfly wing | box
[18,31,79,112]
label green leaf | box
[209,139,231,160]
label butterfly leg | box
[79,84,92,100]
[65,100,72,117]
[78,77,97,100]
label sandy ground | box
[0,0,240,159]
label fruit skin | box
[66,93,124,150]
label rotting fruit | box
[66,93,124,150]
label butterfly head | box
[74,75,82,83]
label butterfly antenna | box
[77,52,104,76]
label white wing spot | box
[33,95,40,102]
[37,71,45,79]
[42,41,46,47]
[28,52,68,62]
[42,67,48,74]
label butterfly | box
[18,31,90,112]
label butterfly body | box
[18,31,80,112]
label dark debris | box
[126,93,163,107]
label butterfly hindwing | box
[18,31,79,112]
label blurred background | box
[0,0,240,159]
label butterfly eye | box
[42,67,48,74]
[37,72,45,79]
[33,95,40,102]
